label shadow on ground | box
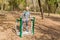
[45,15,60,22]
[34,23,60,40]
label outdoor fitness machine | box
[15,17,35,38]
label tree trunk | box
[48,4,51,16]
[1,0,4,11]
[1,4,3,11]
[38,0,44,19]
[45,0,50,16]
[32,0,36,12]
[25,0,28,6]
[45,0,48,11]
[54,1,58,14]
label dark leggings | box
[23,20,28,31]
[26,20,28,26]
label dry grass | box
[0,12,60,40]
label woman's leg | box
[26,20,29,32]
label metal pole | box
[20,17,23,38]
[32,17,35,35]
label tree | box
[32,0,36,11]
[45,0,58,16]
[54,0,58,13]
[0,0,4,11]
[8,0,20,11]
[25,0,27,6]
[38,0,44,19]
[45,0,51,16]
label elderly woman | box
[22,6,30,32]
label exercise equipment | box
[15,17,35,38]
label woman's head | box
[25,6,29,11]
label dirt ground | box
[0,12,60,40]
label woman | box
[22,6,30,32]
